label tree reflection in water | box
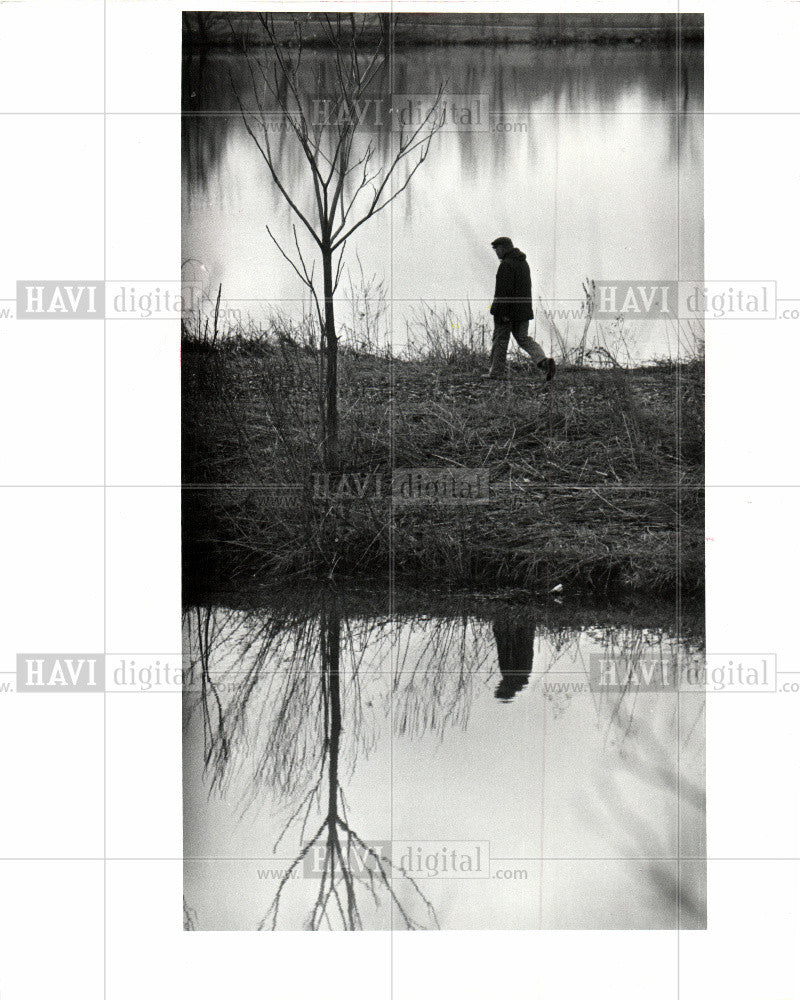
[187,603,440,930]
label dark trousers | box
[489,318,546,376]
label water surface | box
[183,594,705,930]
[182,43,703,362]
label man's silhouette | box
[485,236,555,382]
[492,611,536,701]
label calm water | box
[183,596,705,930]
[182,44,703,362]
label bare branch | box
[330,86,445,249]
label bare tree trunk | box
[323,611,341,825]
[321,244,339,471]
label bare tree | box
[231,13,444,469]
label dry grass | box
[183,326,703,596]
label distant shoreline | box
[183,12,703,50]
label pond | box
[183,590,705,930]
[182,42,703,363]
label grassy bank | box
[183,328,703,598]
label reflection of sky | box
[182,44,703,361]
[183,615,705,930]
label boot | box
[538,358,556,382]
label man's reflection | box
[492,612,535,701]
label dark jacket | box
[490,248,534,323]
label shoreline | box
[182,579,705,648]
[183,13,703,50]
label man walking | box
[485,236,555,382]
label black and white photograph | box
[182,11,705,932]
[5,1,800,997]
